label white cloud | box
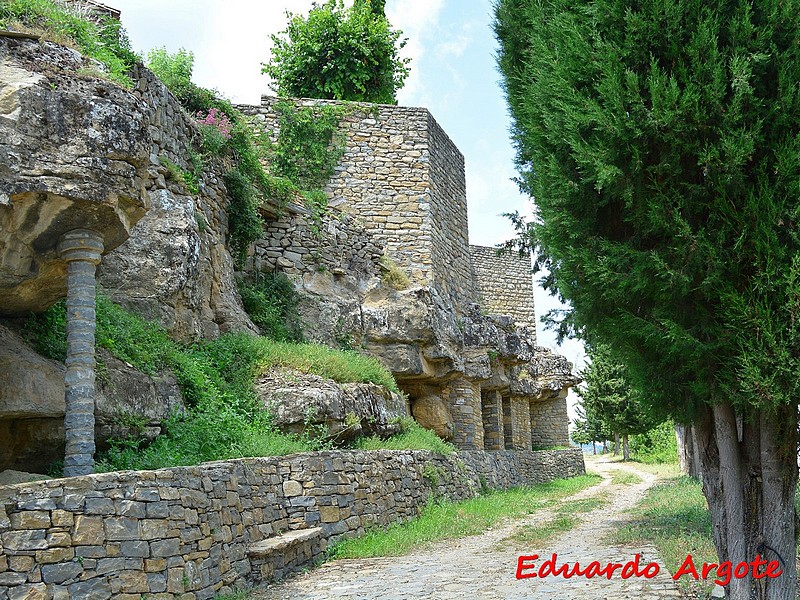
[387,0,445,105]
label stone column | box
[448,378,481,449]
[58,230,104,477]
[510,396,532,450]
[481,390,503,450]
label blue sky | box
[105,0,587,416]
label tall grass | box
[0,0,139,86]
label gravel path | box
[252,456,683,600]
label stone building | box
[239,97,576,452]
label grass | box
[612,474,717,598]
[351,418,455,454]
[501,496,607,547]
[610,470,643,485]
[0,0,139,86]
[328,474,602,559]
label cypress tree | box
[495,1,800,598]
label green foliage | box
[574,345,656,446]
[269,102,346,191]
[0,0,139,86]
[353,417,456,455]
[146,47,194,99]
[222,169,263,263]
[495,0,800,426]
[26,298,399,470]
[24,300,67,361]
[328,474,601,559]
[630,420,679,464]
[237,271,304,342]
[263,0,410,104]
[159,156,199,195]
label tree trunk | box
[694,402,797,600]
[614,432,620,455]
[622,433,629,461]
[592,439,597,455]
[675,422,703,478]
[59,230,104,478]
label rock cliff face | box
[0,34,255,339]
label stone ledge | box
[249,527,322,558]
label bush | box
[630,421,678,464]
[237,271,304,342]
[263,0,410,104]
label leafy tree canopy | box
[262,0,410,104]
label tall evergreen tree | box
[577,345,655,460]
[495,1,800,598]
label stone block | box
[37,547,74,564]
[282,480,303,497]
[10,511,50,529]
[73,516,104,545]
[40,561,82,584]
[2,529,47,551]
[105,517,139,541]
[7,583,47,600]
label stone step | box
[248,527,322,558]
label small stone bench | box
[248,527,324,583]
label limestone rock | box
[0,38,150,314]
[0,323,185,472]
[257,369,408,441]
[410,395,454,441]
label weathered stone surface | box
[0,323,186,471]
[410,395,454,441]
[257,369,408,440]
[0,324,64,419]
[0,39,149,314]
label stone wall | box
[0,449,585,598]
[238,97,476,311]
[248,206,383,280]
[470,245,536,335]
[529,397,571,448]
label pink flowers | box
[196,108,232,139]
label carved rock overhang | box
[0,36,150,314]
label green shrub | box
[237,271,304,342]
[0,0,138,86]
[630,421,679,464]
[353,417,455,454]
[269,101,346,191]
[263,0,410,104]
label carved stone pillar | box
[59,230,104,477]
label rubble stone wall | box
[0,449,584,599]
[470,245,536,335]
[247,207,384,279]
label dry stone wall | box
[470,245,537,335]
[0,449,584,599]
[248,206,383,280]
